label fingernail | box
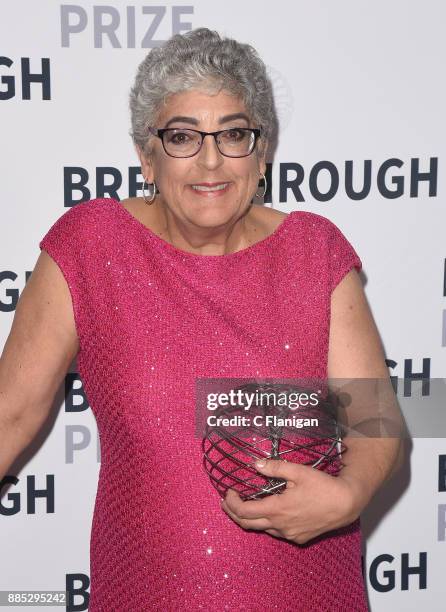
[255,460,266,468]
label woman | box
[1,28,401,610]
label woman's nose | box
[196,134,224,169]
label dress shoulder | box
[288,210,363,292]
[39,198,112,254]
[38,198,114,345]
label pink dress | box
[39,198,368,612]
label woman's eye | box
[224,129,244,141]
[168,131,191,144]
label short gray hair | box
[129,28,276,156]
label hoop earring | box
[142,178,157,205]
[255,173,267,199]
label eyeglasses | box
[147,126,263,158]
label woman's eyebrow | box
[164,115,199,128]
[164,112,250,128]
[218,113,250,125]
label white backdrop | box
[1,1,445,610]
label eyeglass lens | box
[162,128,256,157]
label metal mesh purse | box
[202,382,346,500]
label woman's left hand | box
[220,459,365,545]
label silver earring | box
[142,178,157,205]
[255,173,267,199]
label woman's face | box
[137,89,267,228]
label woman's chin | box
[182,197,241,226]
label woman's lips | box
[189,183,231,197]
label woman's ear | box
[135,144,154,182]
[258,142,268,177]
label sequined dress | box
[39,198,368,612]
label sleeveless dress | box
[39,198,368,612]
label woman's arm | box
[221,268,404,544]
[327,268,403,517]
[0,250,79,480]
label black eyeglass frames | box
[147,126,263,158]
